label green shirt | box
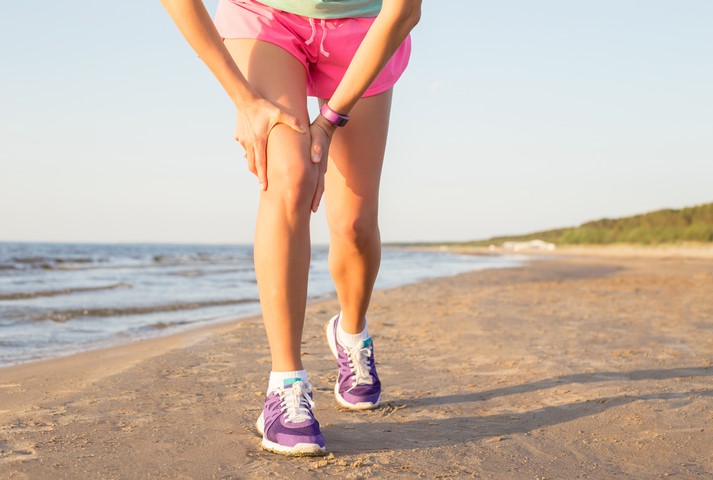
[256,0,382,19]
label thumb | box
[280,112,306,134]
[311,143,322,164]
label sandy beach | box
[1,251,712,479]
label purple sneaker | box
[325,314,381,410]
[256,379,326,456]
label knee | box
[330,212,379,250]
[264,134,317,215]
[277,161,317,214]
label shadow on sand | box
[323,366,713,453]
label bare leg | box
[225,40,316,371]
[323,89,393,334]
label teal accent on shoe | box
[363,338,373,348]
[283,377,303,387]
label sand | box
[1,251,712,479]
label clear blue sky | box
[1,1,712,244]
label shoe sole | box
[325,315,381,411]
[256,412,326,457]
[260,438,326,457]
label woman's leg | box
[224,39,316,371]
[323,89,393,334]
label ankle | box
[268,369,309,394]
[337,314,369,348]
[337,311,368,334]
[269,356,304,374]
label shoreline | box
[0,251,523,371]
[0,246,522,370]
[401,242,713,259]
[1,250,712,477]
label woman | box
[160,0,421,456]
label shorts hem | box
[308,83,394,99]
[362,83,396,98]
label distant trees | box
[468,202,713,245]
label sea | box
[0,242,521,367]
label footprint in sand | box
[0,441,37,464]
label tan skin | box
[161,0,421,371]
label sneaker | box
[256,378,326,456]
[325,314,381,410]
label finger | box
[255,139,268,191]
[311,167,325,213]
[279,112,306,134]
[311,142,322,164]
[246,153,257,176]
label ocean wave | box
[12,256,50,264]
[166,267,252,277]
[5,255,106,271]
[3,253,252,272]
[35,298,259,323]
[146,319,196,330]
[152,253,252,265]
[6,261,218,272]
[0,282,133,301]
[11,255,100,264]
[55,257,96,264]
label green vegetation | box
[463,202,713,246]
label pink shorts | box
[213,0,412,98]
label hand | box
[234,96,306,190]
[309,115,337,212]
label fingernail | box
[259,182,266,190]
[312,153,320,163]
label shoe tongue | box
[362,337,372,348]
[283,377,303,387]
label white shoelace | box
[345,343,374,392]
[274,381,316,423]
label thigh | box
[225,39,308,119]
[224,39,311,179]
[323,89,393,225]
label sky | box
[1,1,712,245]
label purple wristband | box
[320,103,350,127]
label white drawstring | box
[305,18,330,58]
[306,17,317,46]
[318,19,330,57]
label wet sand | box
[1,251,712,478]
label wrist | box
[231,86,261,110]
[314,114,337,136]
[320,102,350,127]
